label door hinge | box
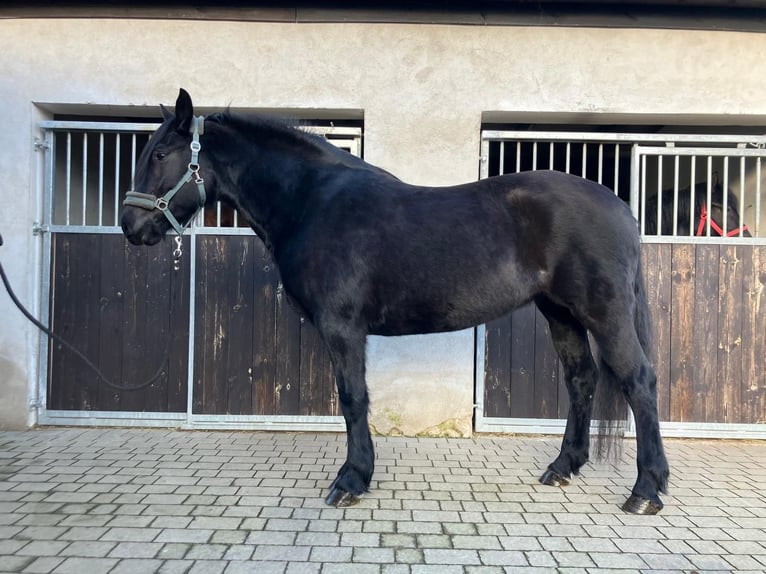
[32,222,49,236]
[33,138,50,151]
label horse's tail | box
[592,255,652,460]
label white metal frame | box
[35,119,360,431]
[476,129,766,439]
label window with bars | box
[481,129,766,238]
[42,119,364,231]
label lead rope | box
[0,233,172,392]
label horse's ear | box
[160,104,173,122]
[174,88,194,135]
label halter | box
[695,202,749,237]
[123,115,207,236]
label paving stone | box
[1,430,765,574]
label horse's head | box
[121,89,211,245]
[705,183,752,237]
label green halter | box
[123,115,206,235]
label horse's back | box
[281,169,639,336]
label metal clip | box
[172,236,183,271]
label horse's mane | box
[205,111,400,181]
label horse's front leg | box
[319,321,374,507]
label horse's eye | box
[155,151,168,161]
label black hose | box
[0,232,166,392]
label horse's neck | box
[210,139,318,251]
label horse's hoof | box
[539,469,570,487]
[325,487,362,507]
[621,494,663,515]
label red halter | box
[695,203,749,237]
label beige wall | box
[1,18,765,431]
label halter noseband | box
[695,202,749,237]
[123,115,207,236]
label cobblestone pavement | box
[0,428,764,573]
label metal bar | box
[186,233,198,426]
[689,156,696,236]
[705,156,713,237]
[565,142,570,174]
[474,324,486,430]
[756,157,762,236]
[98,133,104,227]
[739,156,746,237]
[82,133,88,225]
[498,141,504,176]
[614,144,620,196]
[723,156,729,234]
[581,142,587,178]
[65,133,71,226]
[130,133,137,181]
[629,144,640,222]
[598,143,603,184]
[482,130,766,146]
[515,141,521,173]
[479,138,490,180]
[632,146,766,158]
[474,416,766,440]
[641,154,647,235]
[114,134,121,226]
[672,155,679,236]
[642,235,764,246]
[40,121,160,132]
[532,142,538,171]
[657,155,663,235]
[549,141,554,170]
[36,129,56,424]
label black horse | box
[643,181,751,237]
[121,89,669,515]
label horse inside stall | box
[121,89,669,514]
[643,180,751,237]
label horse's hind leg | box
[317,319,374,507]
[535,296,599,487]
[592,324,669,514]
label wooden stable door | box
[47,233,338,417]
[481,243,766,426]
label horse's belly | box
[367,282,535,336]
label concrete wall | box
[1,18,765,431]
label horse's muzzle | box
[121,209,163,246]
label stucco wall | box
[1,18,765,431]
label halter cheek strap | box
[695,202,749,237]
[123,115,207,236]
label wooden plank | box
[166,235,190,413]
[717,244,745,423]
[98,235,127,411]
[76,234,102,410]
[669,243,695,422]
[533,305,559,419]
[741,245,766,424]
[483,315,512,418]
[49,233,101,410]
[509,304,536,418]
[193,237,219,413]
[641,243,672,421]
[275,286,302,416]
[224,237,255,415]
[251,238,278,415]
[692,244,720,422]
[128,240,172,412]
[300,320,331,416]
